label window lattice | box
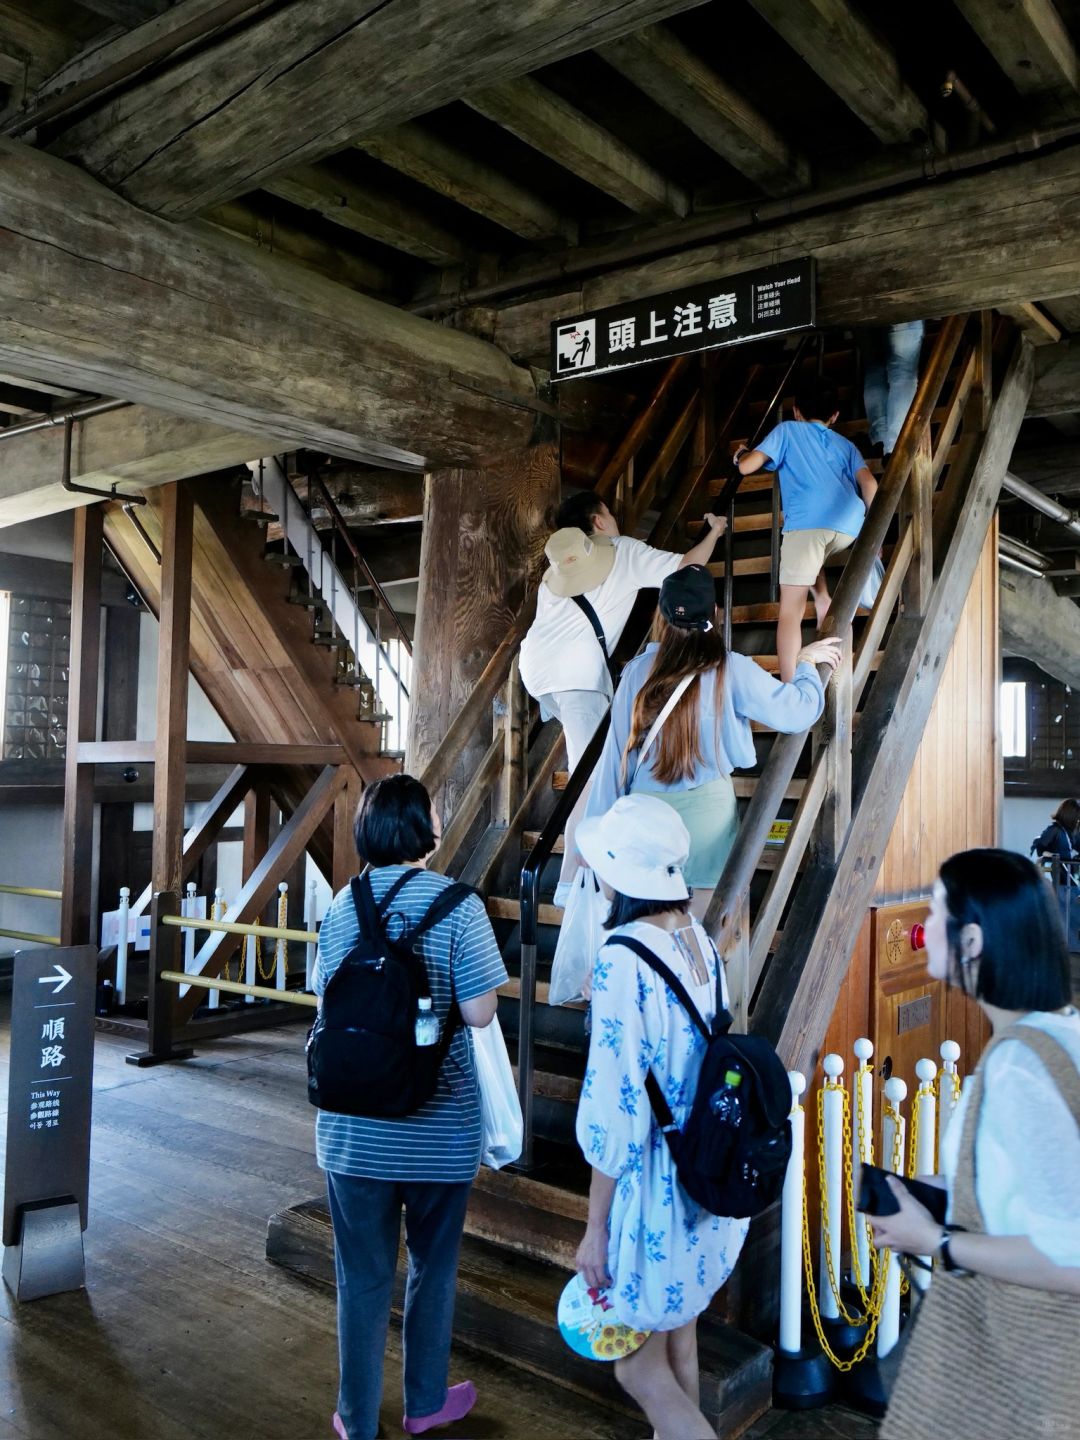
[3,595,71,760]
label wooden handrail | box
[704,314,972,952]
[595,355,692,502]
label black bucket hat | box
[659,564,717,631]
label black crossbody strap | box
[570,593,616,679]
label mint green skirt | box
[630,775,739,888]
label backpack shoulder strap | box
[570,593,616,679]
[604,933,712,1042]
[408,881,478,944]
[349,867,421,944]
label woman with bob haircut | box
[1031,796,1080,861]
[583,564,842,917]
[313,774,507,1440]
[870,848,1079,1440]
[573,793,749,1440]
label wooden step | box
[497,976,588,1011]
[488,896,563,926]
[266,1201,772,1435]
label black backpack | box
[306,869,476,1118]
[605,934,793,1219]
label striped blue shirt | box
[313,866,507,1182]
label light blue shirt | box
[758,419,868,535]
[313,866,507,1182]
[585,645,826,820]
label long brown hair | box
[621,610,726,786]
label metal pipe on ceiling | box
[410,118,1080,317]
[1002,470,1080,538]
[0,397,129,444]
[999,552,1048,578]
[999,533,1052,570]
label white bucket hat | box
[576,794,690,902]
[542,527,616,597]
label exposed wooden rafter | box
[745,0,930,145]
[0,140,537,470]
[954,0,1079,100]
[356,122,578,243]
[996,301,1063,346]
[40,0,714,219]
[598,24,810,196]
[0,0,79,97]
[75,1,171,27]
[204,198,395,296]
[467,75,689,216]
[264,162,466,265]
[1030,335,1080,415]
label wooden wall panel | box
[875,521,999,903]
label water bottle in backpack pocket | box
[307,869,475,1118]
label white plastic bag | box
[548,867,607,1006]
[474,1017,523,1169]
[859,555,886,612]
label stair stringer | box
[752,338,1034,1075]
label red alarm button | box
[910,922,925,951]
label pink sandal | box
[402,1381,477,1435]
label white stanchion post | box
[305,879,319,990]
[276,882,288,991]
[937,1040,961,1168]
[879,1077,908,1358]
[850,1037,874,1291]
[245,929,256,1004]
[779,1071,807,1355]
[181,881,196,999]
[208,888,224,1009]
[912,1058,938,1286]
[116,886,130,1006]
[819,1053,845,1322]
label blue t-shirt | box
[313,866,507,1182]
[758,420,867,536]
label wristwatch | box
[937,1226,969,1275]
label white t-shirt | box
[519,535,681,699]
[939,1008,1080,1268]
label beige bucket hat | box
[542,528,616,598]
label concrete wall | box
[1002,794,1059,857]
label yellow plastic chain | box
[273,888,288,984]
[847,1061,879,1299]
[815,1083,888,1330]
[882,1098,910,1297]
[802,1089,891,1372]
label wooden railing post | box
[128,889,193,1068]
[495,658,527,829]
[814,639,853,867]
[903,431,934,615]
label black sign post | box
[550,257,816,382]
[3,945,96,1301]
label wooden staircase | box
[267,316,1033,1435]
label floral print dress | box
[575,918,750,1331]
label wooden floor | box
[0,999,876,1439]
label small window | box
[1002,681,1027,758]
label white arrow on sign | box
[37,964,73,995]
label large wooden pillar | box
[151,482,193,895]
[97,604,143,923]
[60,506,103,945]
[407,439,559,819]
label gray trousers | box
[326,1171,472,1440]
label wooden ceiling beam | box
[75,1,172,27]
[996,301,1063,346]
[0,1,80,97]
[0,140,537,472]
[0,402,276,528]
[598,24,810,197]
[745,0,930,146]
[40,0,713,219]
[356,122,578,243]
[264,162,465,265]
[953,0,1079,99]
[204,198,396,296]
[467,75,689,217]
[1030,337,1080,416]
[487,140,1080,363]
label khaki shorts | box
[779,528,855,588]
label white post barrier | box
[181,881,197,999]
[850,1037,874,1291]
[819,1053,845,1322]
[116,886,130,1006]
[276,882,288,991]
[779,1071,806,1355]
[245,928,256,1004]
[208,888,224,1009]
[912,1058,938,1287]
[305,879,319,991]
[878,1077,907,1358]
[937,1040,961,1168]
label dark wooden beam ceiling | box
[1030,337,1080,416]
[75,1,172,28]
[0,140,537,471]
[953,0,1079,104]
[39,0,714,219]
[598,23,810,196]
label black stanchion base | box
[839,1355,889,1418]
[820,1313,869,1358]
[772,1343,836,1410]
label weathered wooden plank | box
[356,123,576,243]
[491,142,1080,363]
[996,300,1062,346]
[1029,336,1080,416]
[205,197,394,295]
[745,0,929,145]
[265,162,465,264]
[599,24,810,196]
[0,2,79,96]
[467,76,689,216]
[43,0,713,218]
[0,140,537,470]
[953,0,1079,99]
[151,483,194,895]
[754,339,1033,1074]
[76,0,170,25]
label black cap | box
[659,565,716,630]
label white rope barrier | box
[819,1053,845,1322]
[779,1070,807,1355]
[850,1037,874,1290]
[878,1077,907,1359]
